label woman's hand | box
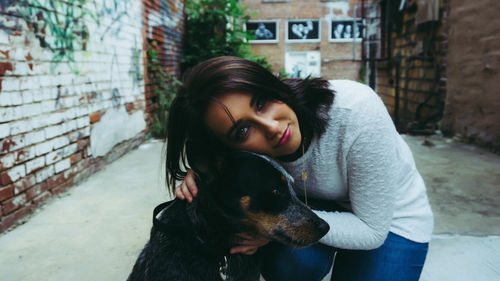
[230,233,269,255]
[175,169,199,203]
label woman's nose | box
[257,117,280,139]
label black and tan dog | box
[127,151,329,281]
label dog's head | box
[196,151,329,248]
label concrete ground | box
[0,135,499,281]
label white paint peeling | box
[90,107,146,157]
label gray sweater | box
[280,80,434,250]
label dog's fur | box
[127,151,329,281]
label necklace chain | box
[301,141,308,207]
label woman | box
[166,56,433,281]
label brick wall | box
[440,0,500,150]
[243,0,363,80]
[375,0,448,133]
[142,0,184,124]
[0,0,183,233]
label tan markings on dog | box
[239,197,324,243]
[240,196,251,210]
[246,212,285,232]
[280,175,287,183]
[244,209,323,243]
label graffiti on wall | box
[90,0,134,40]
[129,38,143,88]
[0,0,138,75]
[15,0,90,74]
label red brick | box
[2,193,27,215]
[89,112,100,123]
[51,179,74,196]
[77,138,89,151]
[13,174,36,194]
[0,185,14,201]
[46,173,67,190]
[0,172,13,186]
[0,204,33,233]
[70,151,83,165]
[26,182,48,201]
[32,191,52,208]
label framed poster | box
[330,19,364,42]
[285,51,321,78]
[246,20,279,43]
[286,19,320,43]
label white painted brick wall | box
[6,165,26,183]
[0,122,10,138]
[16,146,36,163]
[39,75,53,88]
[76,116,89,128]
[1,77,19,92]
[10,134,26,151]
[10,120,33,135]
[51,136,69,150]
[25,156,45,174]
[22,91,34,103]
[54,158,71,173]
[35,165,54,183]
[13,63,30,76]
[9,92,23,105]
[45,151,61,165]
[44,124,64,139]
[13,175,36,194]
[25,130,45,145]
[0,107,13,122]
[65,120,77,133]
[65,108,77,119]
[0,153,15,170]
[0,93,11,106]
[40,100,57,113]
[61,143,78,158]
[35,141,52,156]
[20,103,42,118]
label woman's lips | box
[277,125,290,147]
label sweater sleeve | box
[313,93,400,250]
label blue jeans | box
[259,232,429,281]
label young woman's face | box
[204,92,302,158]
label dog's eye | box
[272,189,280,196]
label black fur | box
[127,151,329,281]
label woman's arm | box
[315,91,400,250]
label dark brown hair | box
[166,56,334,192]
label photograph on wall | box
[286,20,320,42]
[246,20,279,43]
[330,19,364,42]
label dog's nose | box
[317,220,330,236]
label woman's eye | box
[234,126,249,142]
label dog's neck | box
[185,191,240,257]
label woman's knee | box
[259,242,335,281]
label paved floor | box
[0,135,499,281]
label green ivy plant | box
[181,0,272,72]
[150,0,277,139]
[147,44,182,139]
